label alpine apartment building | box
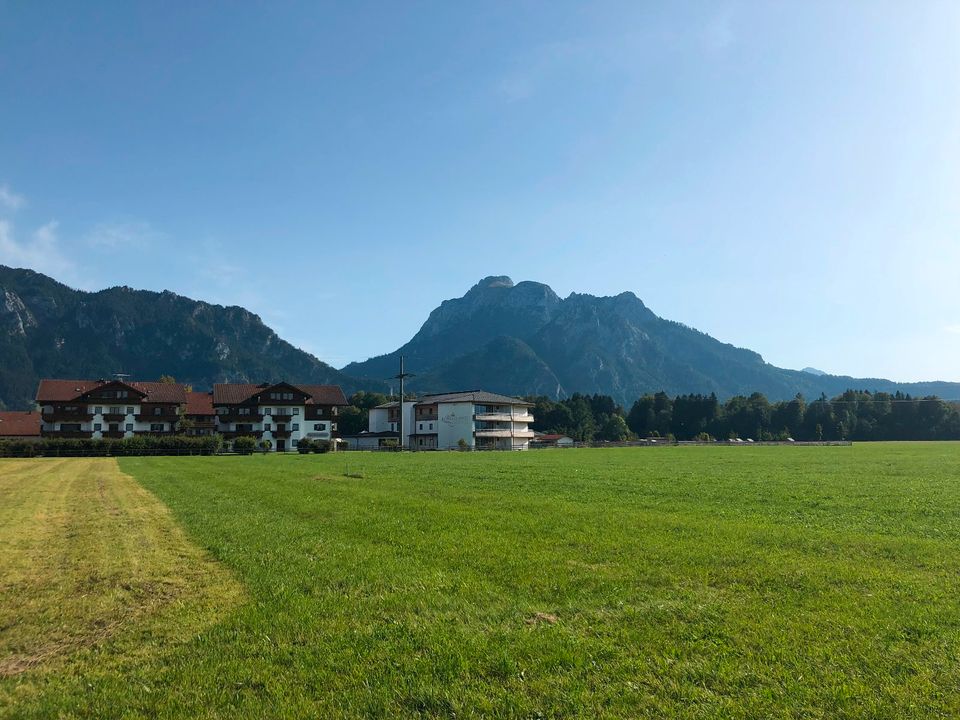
[35,378,347,451]
[367,390,535,450]
[211,381,347,452]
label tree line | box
[526,390,960,442]
[335,389,960,442]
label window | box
[118,390,128,398]
[264,423,271,431]
[429,423,433,430]
[314,423,326,431]
[109,424,119,432]
[94,406,103,414]
[125,423,133,431]
[292,439,298,447]
[419,423,423,431]
[153,407,162,416]
[270,392,278,400]
[216,407,228,415]
[292,423,299,431]
[110,406,121,414]
[236,423,253,432]
[264,408,272,415]
[126,406,134,414]
[60,423,81,431]
[94,423,102,431]
[150,423,164,432]
[239,408,250,415]
[292,407,299,415]
[315,407,324,417]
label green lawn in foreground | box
[4,444,960,718]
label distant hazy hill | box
[344,276,960,404]
[0,266,371,410]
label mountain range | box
[2,266,958,410]
[344,275,960,405]
[0,265,367,410]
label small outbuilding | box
[0,411,42,440]
[531,433,575,448]
[340,431,400,450]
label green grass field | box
[2,444,960,718]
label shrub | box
[313,439,332,454]
[259,439,273,453]
[297,438,314,454]
[233,436,257,455]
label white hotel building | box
[368,390,535,450]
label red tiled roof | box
[37,379,120,402]
[212,382,347,406]
[186,391,215,416]
[0,411,42,437]
[212,383,262,404]
[36,379,188,404]
[129,382,188,403]
[297,384,348,406]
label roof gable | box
[213,382,347,406]
[36,379,188,404]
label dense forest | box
[336,389,960,442]
[526,390,960,442]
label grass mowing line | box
[4,446,960,717]
[0,458,244,686]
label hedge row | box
[0,435,225,457]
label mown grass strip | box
[0,458,243,715]
[3,445,960,718]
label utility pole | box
[392,355,414,450]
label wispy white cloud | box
[944,324,960,335]
[84,219,165,249]
[0,219,88,287]
[0,184,25,211]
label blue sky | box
[2,1,959,381]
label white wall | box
[368,402,416,448]
[437,402,476,449]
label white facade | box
[368,401,416,446]
[372,393,535,450]
[436,402,476,449]
[40,402,178,438]
[216,403,339,452]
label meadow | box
[2,444,960,718]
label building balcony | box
[42,411,93,422]
[475,412,534,423]
[415,414,439,422]
[216,414,263,424]
[43,430,93,439]
[271,429,292,438]
[102,431,127,439]
[136,414,181,423]
[475,429,536,439]
[102,413,126,422]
